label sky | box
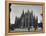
[10,4,42,24]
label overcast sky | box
[10,4,42,24]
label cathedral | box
[15,10,38,31]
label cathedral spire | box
[28,10,30,13]
[21,10,24,17]
[22,10,24,14]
